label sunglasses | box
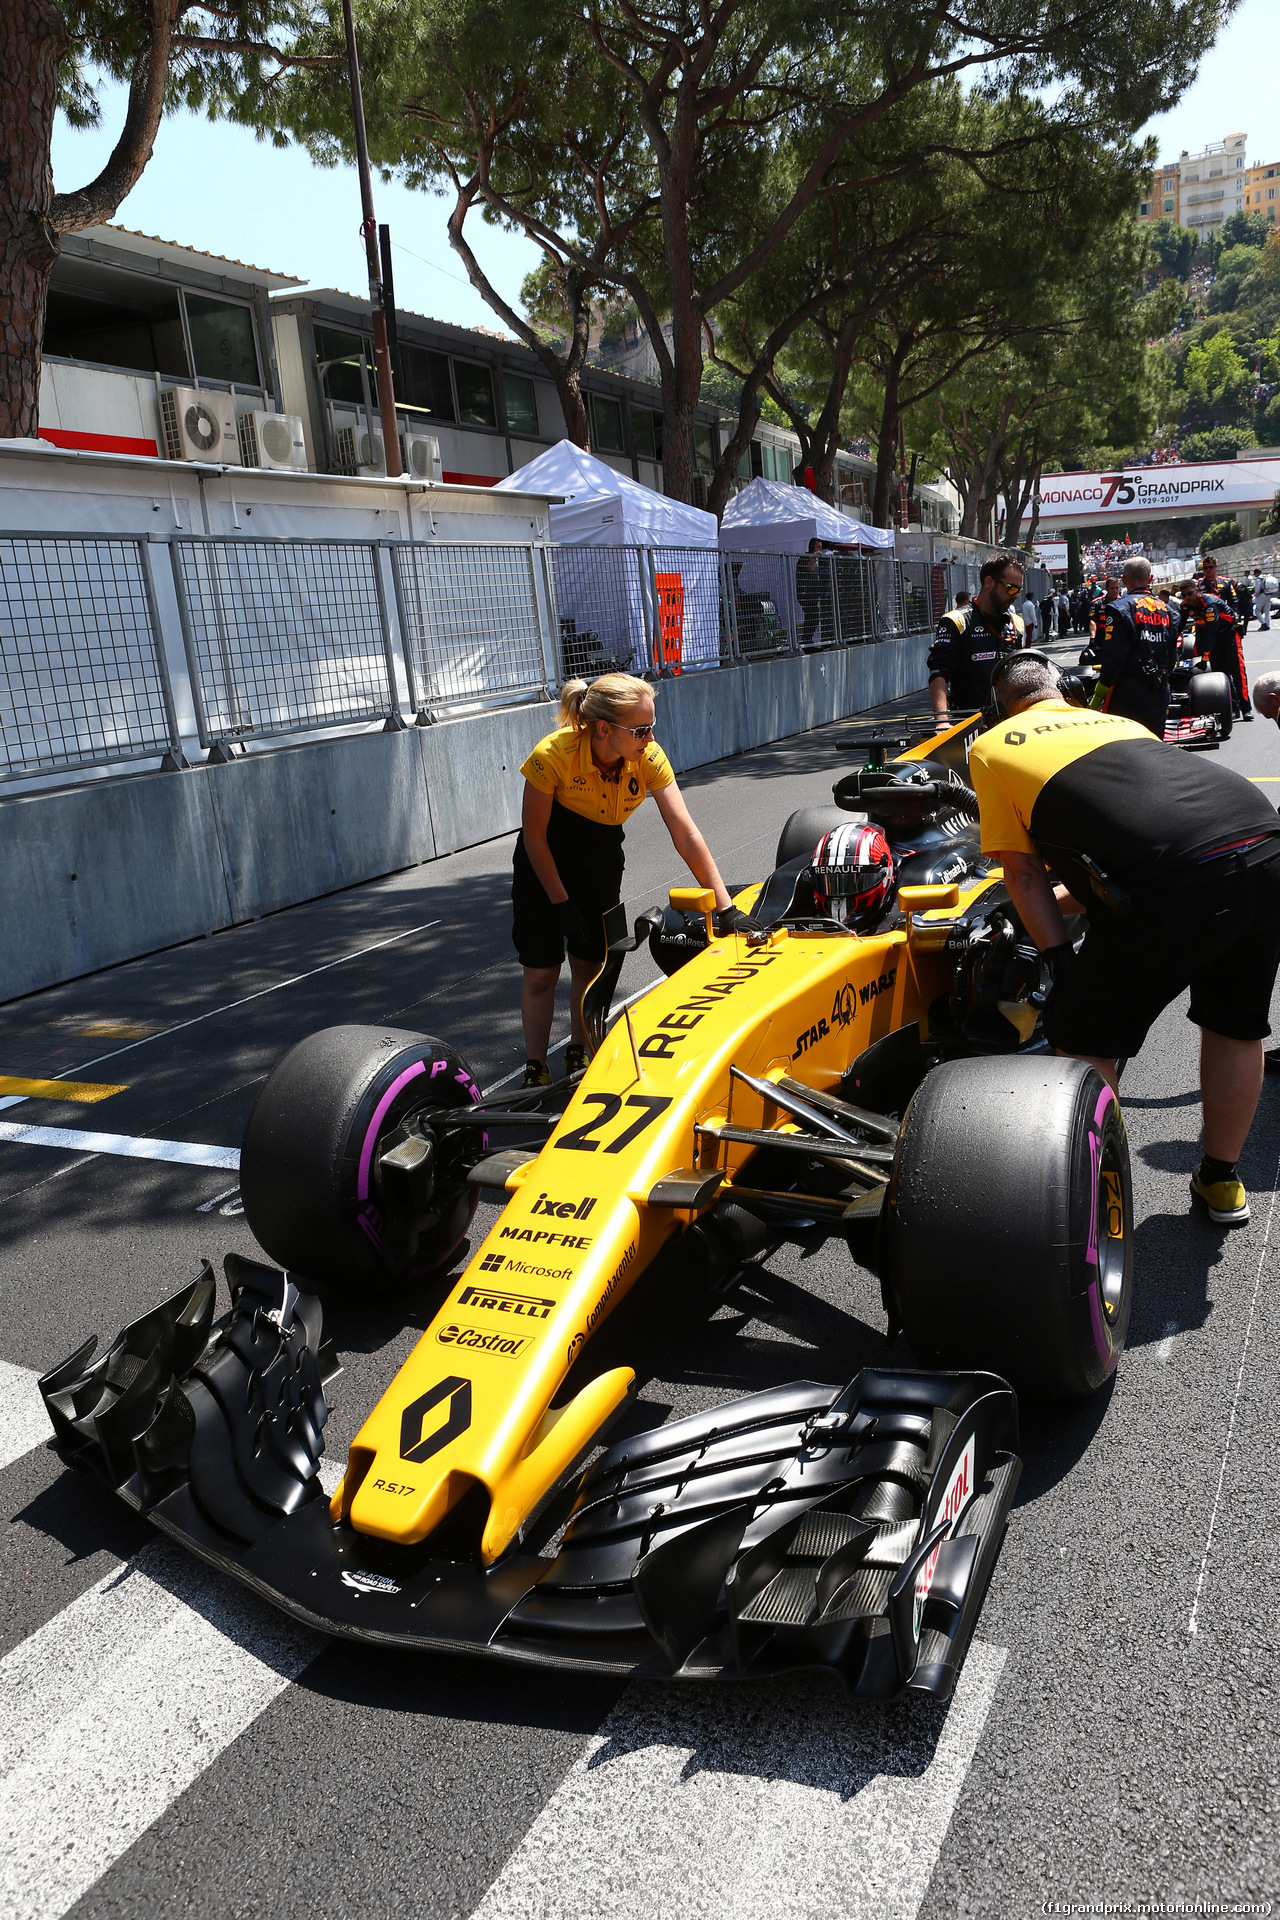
[611,722,656,740]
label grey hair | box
[1252,670,1280,713]
[1122,557,1152,586]
[992,654,1060,707]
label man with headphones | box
[968,650,1280,1226]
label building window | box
[1271,188,1277,201]
[453,361,496,428]
[315,325,374,407]
[591,393,625,452]
[1140,201,1150,215]
[1164,199,1174,212]
[694,424,714,470]
[502,371,539,437]
[398,345,454,419]
[632,409,662,462]
[42,258,188,378]
[185,294,260,387]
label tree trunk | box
[2,0,176,439]
[872,355,903,527]
[0,0,65,438]
[448,185,593,447]
[809,315,863,507]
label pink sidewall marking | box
[357,1060,429,1201]
[1087,1082,1119,1370]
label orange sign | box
[654,572,684,673]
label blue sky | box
[51,0,1280,338]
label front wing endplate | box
[40,1262,1021,1699]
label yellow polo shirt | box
[521,726,675,826]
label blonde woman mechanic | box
[512,673,739,1087]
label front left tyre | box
[240,1025,482,1290]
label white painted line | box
[0,1122,239,1170]
[2,918,444,1114]
[0,1537,320,1920]
[1157,1319,1178,1362]
[0,1361,51,1474]
[482,981,659,1097]
[472,1642,1007,1920]
[1188,1156,1280,1635]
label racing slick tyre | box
[884,1056,1131,1399]
[1188,669,1232,738]
[775,807,862,868]
[240,1025,482,1291]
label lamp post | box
[340,0,402,477]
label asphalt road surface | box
[3,632,1280,1920]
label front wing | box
[40,1257,1020,1700]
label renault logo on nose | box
[400,1376,472,1463]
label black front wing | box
[40,1258,1020,1700]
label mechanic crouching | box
[969,653,1280,1226]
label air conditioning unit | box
[329,408,386,477]
[400,430,442,482]
[159,387,240,464]
[238,410,307,472]
[689,473,710,510]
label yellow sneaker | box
[1190,1170,1250,1226]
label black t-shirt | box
[927,601,1025,709]
[969,702,1280,902]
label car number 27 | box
[555,1094,672,1153]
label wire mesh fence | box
[1,530,958,783]
[171,537,398,745]
[722,550,797,656]
[392,542,553,715]
[548,545,652,680]
[0,534,177,777]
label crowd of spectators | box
[1081,537,1150,576]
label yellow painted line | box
[0,1075,126,1104]
[75,1022,161,1040]
[1250,777,1280,783]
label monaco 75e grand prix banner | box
[1036,458,1280,525]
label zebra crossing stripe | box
[0,1538,320,1920]
[0,1361,52,1474]
[472,1645,1007,1920]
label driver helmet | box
[809,822,893,928]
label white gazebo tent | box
[719,478,895,645]
[497,441,722,671]
[719,476,893,552]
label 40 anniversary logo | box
[637,947,778,1061]
[793,973,895,1059]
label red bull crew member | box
[928,553,1026,722]
[1195,559,1252,719]
[970,652,1280,1226]
[1089,557,1176,737]
[514,672,734,1088]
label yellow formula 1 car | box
[41,713,1132,1700]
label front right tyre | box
[883,1055,1132,1398]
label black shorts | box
[1045,855,1280,1058]
[511,837,621,970]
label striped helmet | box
[810,822,893,928]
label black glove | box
[553,898,592,957]
[1041,941,1076,994]
[714,903,759,937]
